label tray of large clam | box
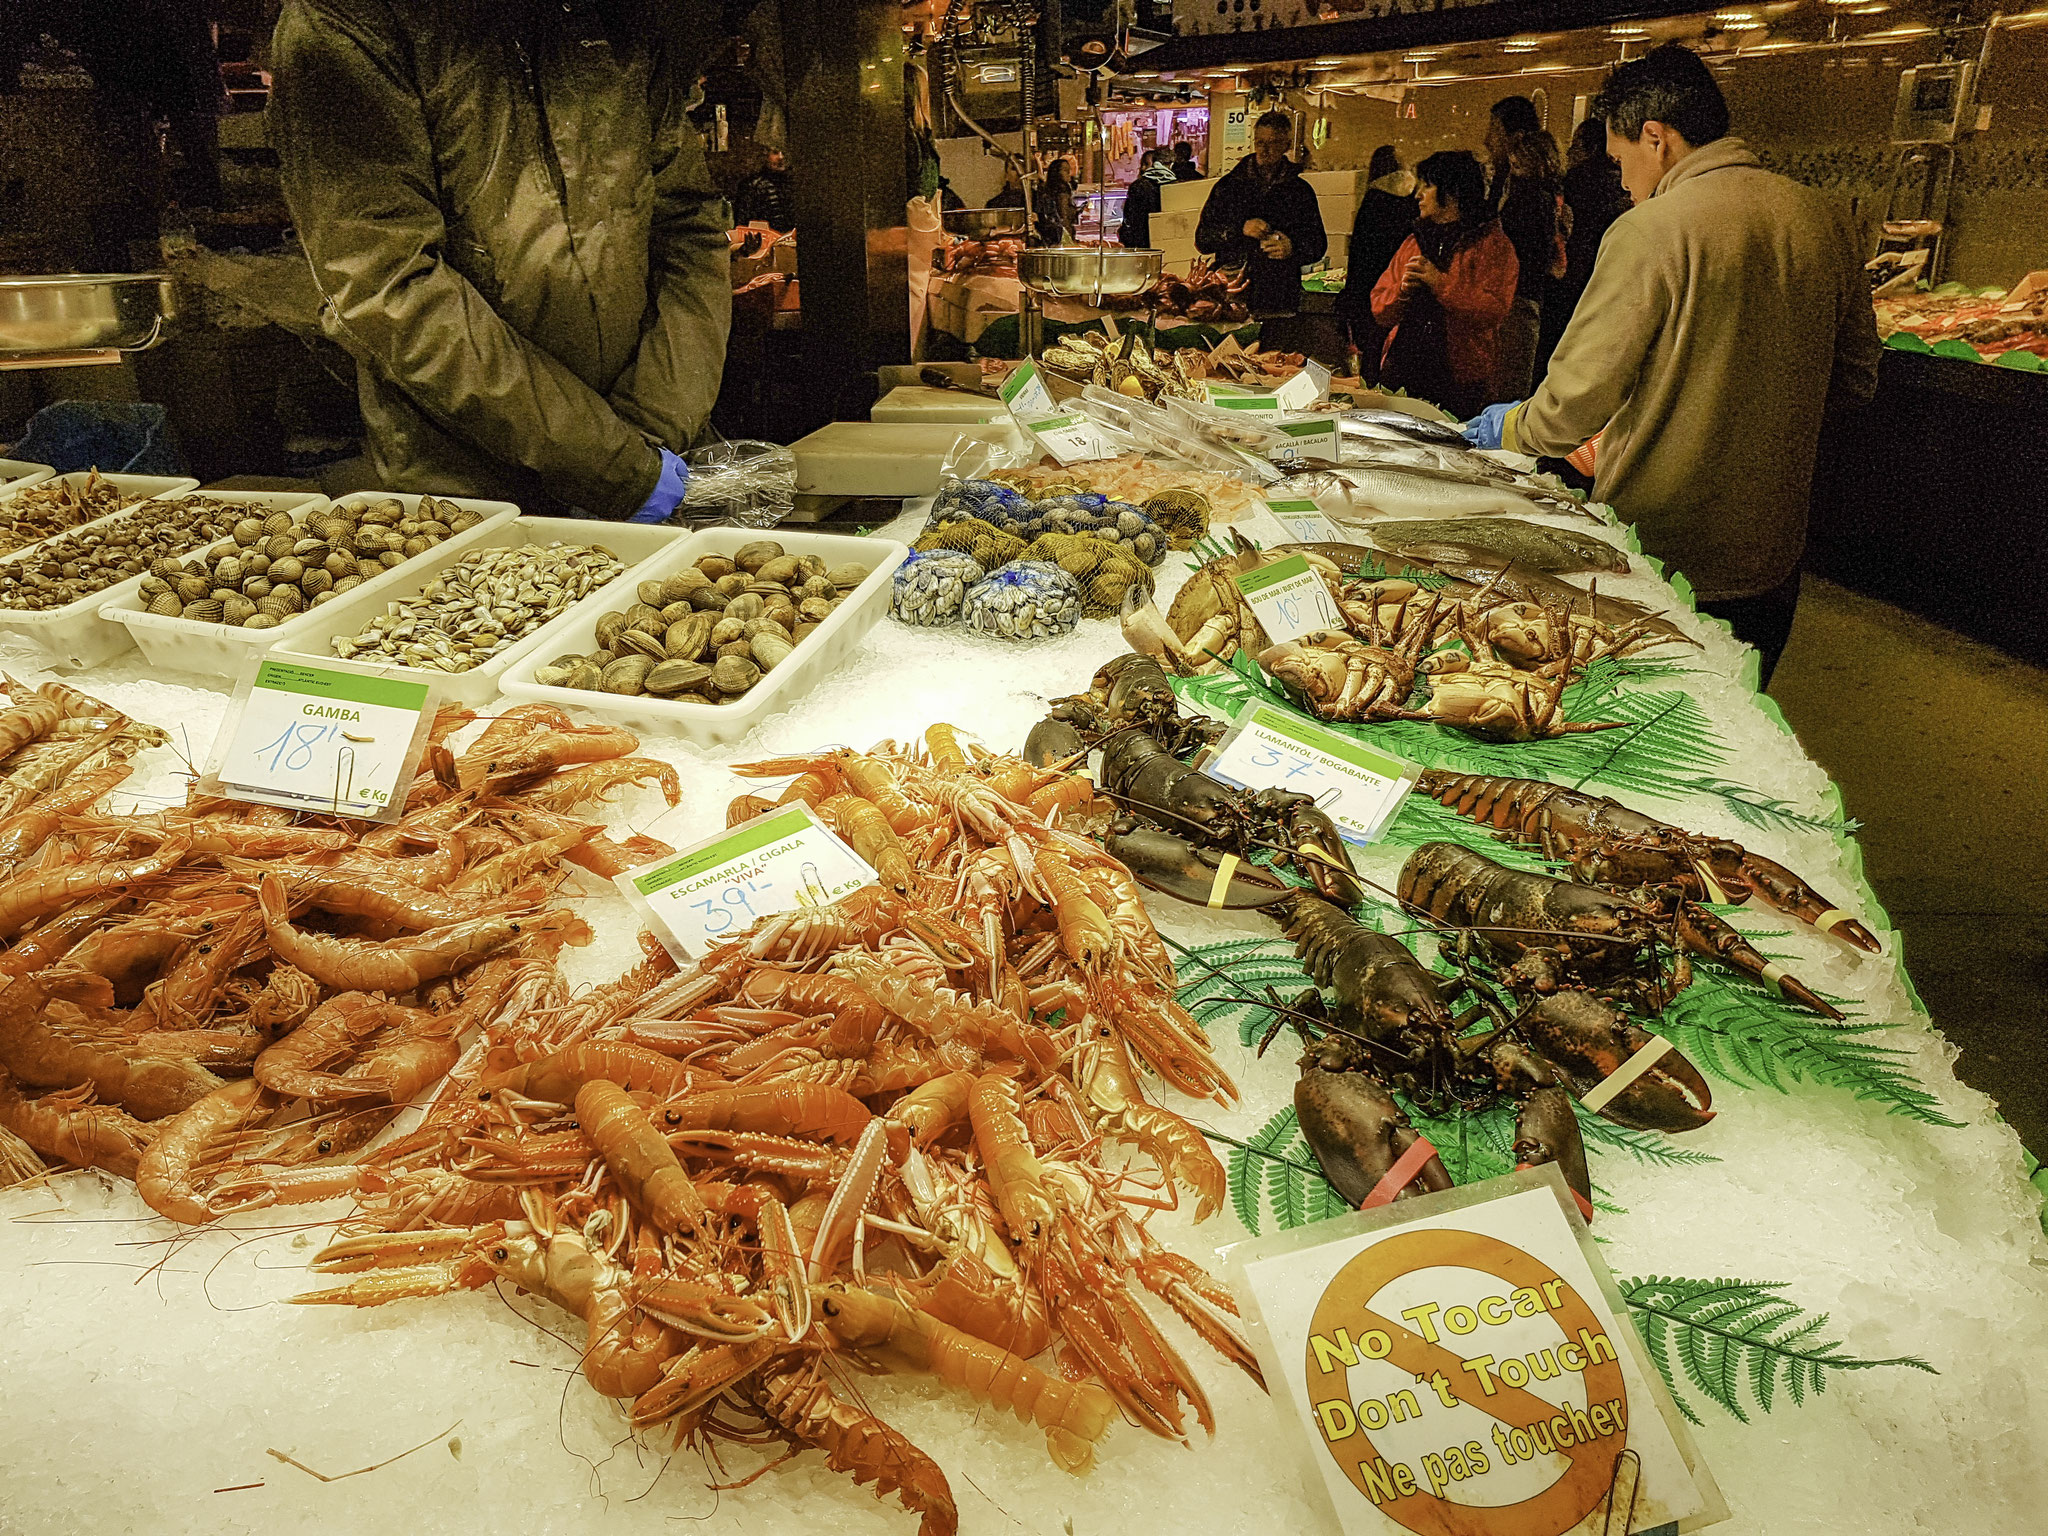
[0,486,295,670]
[0,459,55,495]
[101,491,516,677]
[266,514,687,709]
[500,525,906,747]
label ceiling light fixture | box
[1609,22,1649,37]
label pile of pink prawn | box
[282,723,1256,1536]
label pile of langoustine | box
[0,695,1255,1536]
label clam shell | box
[824,563,870,590]
[798,576,837,602]
[222,593,258,625]
[181,598,225,624]
[689,587,730,612]
[695,554,736,580]
[601,655,653,694]
[637,579,668,607]
[709,616,746,648]
[149,556,186,581]
[176,575,213,602]
[714,572,749,596]
[594,611,629,650]
[618,628,668,659]
[661,570,711,602]
[645,658,713,695]
[262,511,295,536]
[734,540,784,574]
[147,592,183,616]
[710,654,761,693]
[750,629,794,670]
[665,613,716,659]
[798,597,834,624]
[725,592,765,623]
[565,662,604,690]
[755,555,801,587]
[243,613,280,630]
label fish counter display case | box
[0,478,2043,1536]
[1809,346,2048,666]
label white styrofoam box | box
[0,476,208,670]
[1159,179,1210,215]
[265,515,688,709]
[102,492,518,680]
[1303,169,1365,201]
[501,525,908,749]
[1150,209,1201,245]
[870,385,1007,426]
[791,420,1027,497]
[0,460,54,494]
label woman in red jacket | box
[1369,151,1519,418]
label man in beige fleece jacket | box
[1468,44,1880,685]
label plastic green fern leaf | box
[1618,1275,1936,1425]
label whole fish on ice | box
[1349,516,1631,575]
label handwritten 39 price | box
[689,875,770,937]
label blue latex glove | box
[1461,400,1521,451]
[629,448,690,523]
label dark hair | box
[1368,143,1401,181]
[1173,140,1193,157]
[1414,150,1488,222]
[1253,109,1292,136]
[1490,95,1542,137]
[1568,117,1609,166]
[1591,42,1730,146]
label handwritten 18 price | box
[248,720,388,805]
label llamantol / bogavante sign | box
[1223,1166,1728,1536]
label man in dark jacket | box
[272,0,732,522]
[1118,149,1176,249]
[1194,111,1327,317]
[1171,141,1202,181]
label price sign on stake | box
[203,657,434,823]
[1209,701,1419,844]
[1265,496,1349,544]
[1020,412,1108,466]
[1223,1168,1727,1536]
[999,359,1056,418]
[618,803,878,962]
[1236,551,1344,643]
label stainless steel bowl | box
[1016,246,1162,303]
[943,207,1028,239]
[0,274,178,355]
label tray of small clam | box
[102,492,516,677]
[499,526,906,748]
[265,515,688,709]
[0,485,286,670]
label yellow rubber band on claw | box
[1758,962,1788,992]
[1579,1034,1678,1114]
[1812,907,1855,935]
[1207,853,1241,909]
[1691,857,1731,906]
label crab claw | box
[1120,588,1195,674]
[1295,1067,1452,1206]
[1519,990,1713,1133]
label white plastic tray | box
[102,492,517,680]
[500,525,908,749]
[0,476,212,671]
[0,470,201,556]
[265,515,687,709]
[0,459,54,494]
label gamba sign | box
[1224,1169,1727,1536]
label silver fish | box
[1355,517,1632,575]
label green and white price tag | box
[1264,497,1349,544]
[1208,392,1284,414]
[618,803,878,961]
[1235,551,1345,643]
[999,359,1056,418]
[203,656,435,823]
[1268,417,1341,463]
[1020,412,1109,466]
[1270,359,1332,411]
[1209,700,1420,845]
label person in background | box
[1465,43,1881,686]
[1194,110,1328,322]
[1171,140,1203,181]
[987,161,1027,209]
[1484,95,1562,399]
[733,147,795,232]
[271,0,731,523]
[1368,150,1517,419]
[1118,147,1177,249]
[1334,144,1416,384]
[1535,118,1631,377]
[1038,157,1077,245]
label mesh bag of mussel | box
[960,559,1082,640]
[912,517,1028,572]
[1018,531,1152,618]
[930,478,1028,525]
[891,547,985,627]
[927,490,1166,567]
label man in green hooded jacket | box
[272,0,733,521]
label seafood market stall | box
[0,434,2043,1536]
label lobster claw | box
[1257,792,1368,908]
[1295,1067,1453,1206]
[1674,901,1843,1020]
[1736,853,1882,954]
[1512,1085,1593,1217]
[1103,824,1296,909]
[1519,990,1714,1133]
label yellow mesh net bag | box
[1020,531,1154,618]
